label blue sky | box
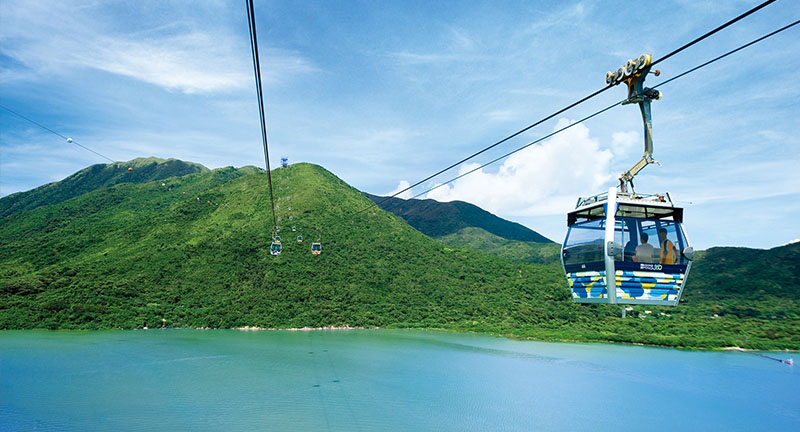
[1,0,798,250]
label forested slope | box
[1,159,797,350]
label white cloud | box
[522,3,587,35]
[611,131,639,156]
[485,110,515,122]
[389,26,485,66]
[386,180,412,199]
[305,127,416,167]
[425,118,614,216]
[447,27,476,51]
[390,51,468,65]
[0,2,314,94]
[67,32,251,94]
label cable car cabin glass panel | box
[563,218,606,271]
[611,217,690,305]
[618,218,688,266]
[563,218,610,301]
[563,198,692,306]
[616,203,683,223]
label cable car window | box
[616,204,683,223]
[563,218,605,266]
[609,219,625,262]
[652,221,687,265]
[620,218,639,262]
[567,204,605,226]
[616,218,688,265]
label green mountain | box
[0,157,207,218]
[1,159,798,350]
[1,161,557,331]
[438,227,562,265]
[689,245,799,299]
[682,244,800,321]
[364,193,552,243]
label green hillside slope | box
[681,244,800,321]
[689,245,800,299]
[438,227,561,265]
[0,162,561,330]
[0,157,207,218]
[1,159,798,350]
[364,193,552,243]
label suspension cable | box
[650,0,776,67]
[360,85,615,214]
[379,17,800,205]
[406,101,623,202]
[653,17,800,90]
[0,104,115,163]
[357,0,779,215]
[246,0,278,233]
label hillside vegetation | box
[438,227,562,265]
[1,159,798,350]
[364,193,552,242]
[0,157,207,218]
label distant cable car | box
[297,235,303,243]
[292,226,296,232]
[281,157,289,168]
[128,167,133,172]
[270,241,282,256]
[311,242,322,255]
[562,53,693,307]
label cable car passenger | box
[658,228,677,264]
[633,232,655,263]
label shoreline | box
[206,326,800,353]
[12,327,797,353]
[230,325,367,331]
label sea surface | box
[1,329,798,431]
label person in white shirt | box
[634,232,655,263]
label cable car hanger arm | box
[606,54,663,193]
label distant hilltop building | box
[281,157,289,168]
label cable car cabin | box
[297,235,303,243]
[270,241,282,256]
[562,187,694,306]
[311,242,322,255]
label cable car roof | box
[568,191,683,226]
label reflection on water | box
[1,329,797,431]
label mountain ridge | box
[1,157,208,218]
[1,158,797,350]
[364,192,552,243]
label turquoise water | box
[1,329,797,431]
